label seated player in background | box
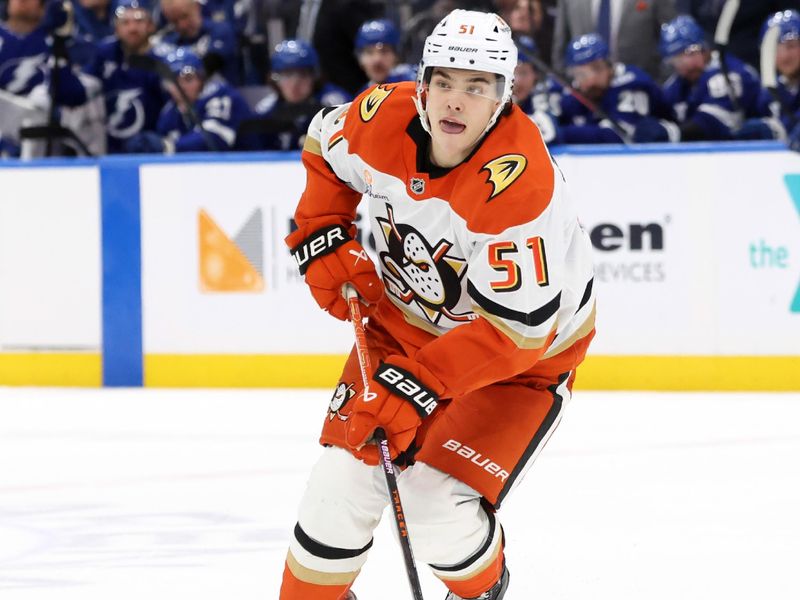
[736,10,800,143]
[82,0,168,153]
[251,39,350,151]
[1,0,103,155]
[512,34,564,145]
[1,0,87,104]
[152,0,239,84]
[656,15,764,142]
[69,0,113,66]
[355,18,416,93]
[280,8,595,600]
[200,0,248,37]
[557,33,676,144]
[125,48,251,152]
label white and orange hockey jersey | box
[292,81,596,398]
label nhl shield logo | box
[410,177,425,195]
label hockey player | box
[282,9,595,600]
[558,33,676,144]
[736,10,800,142]
[153,0,238,84]
[125,48,250,152]
[512,36,560,116]
[251,39,350,151]
[82,0,168,153]
[355,18,416,93]
[657,15,763,142]
[512,35,563,145]
[1,0,85,102]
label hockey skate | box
[444,565,509,600]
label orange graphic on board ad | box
[198,209,264,292]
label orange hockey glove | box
[287,224,383,321]
[345,355,445,465]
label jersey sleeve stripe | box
[577,277,594,312]
[201,119,235,146]
[303,135,322,156]
[541,302,596,360]
[473,306,554,350]
[467,281,561,327]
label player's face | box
[168,71,203,105]
[425,67,501,168]
[162,0,202,38]
[274,68,315,103]
[670,46,709,84]
[78,0,108,10]
[7,0,44,23]
[115,9,153,51]
[777,39,800,80]
[358,44,398,83]
[569,59,612,101]
[513,61,537,103]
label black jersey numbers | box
[488,236,549,292]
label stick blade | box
[714,0,740,46]
[760,25,780,90]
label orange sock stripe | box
[280,560,354,600]
[442,549,505,599]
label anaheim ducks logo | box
[376,204,474,325]
[481,154,527,200]
[328,382,357,421]
[359,85,394,122]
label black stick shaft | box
[344,285,425,600]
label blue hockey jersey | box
[558,63,673,144]
[1,22,92,106]
[662,53,763,140]
[0,23,49,95]
[156,78,251,151]
[253,83,350,151]
[517,77,564,117]
[83,40,169,153]
[154,18,239,85]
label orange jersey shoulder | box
[342,81,419,170]
[452,105,556,235]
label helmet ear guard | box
[415,9,518,136]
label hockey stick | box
[713,0,742,113]
[528,54,633,145]
[343,284,426,600]
[760,25,791,119]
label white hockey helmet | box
[415,9,518,135]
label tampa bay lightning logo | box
[376,204,473,325]
[108,88,146,139]
[0,53,46,94]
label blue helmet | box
[565,33,609,67]
[516,35,538,64]
[166,48,204,77]
[271,39,319,72]
[660,15,707,58]
[355,19,400,52]
[761,10,800,44]
[113,0,151,17]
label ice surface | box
[0,387,798,599]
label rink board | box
[0,143,798,390]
